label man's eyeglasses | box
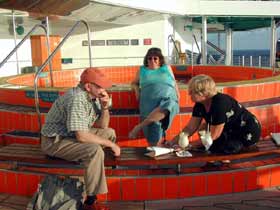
[148,56,159,61]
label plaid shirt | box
[41,84,101,138]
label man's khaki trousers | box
[41,127,116,196]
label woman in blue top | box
[129,47,180,145]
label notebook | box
[271,133,280,146]
[145,146,174,157]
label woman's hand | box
[131,70,140,101]
[134,89,139,101]
[158,136,180,151]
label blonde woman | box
[178,74,261,154]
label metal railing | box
[168,35,181,63]
[34,20,92,141]
[233,55,270,67]
[58,55,269,68]
[177,52,270,67]
[0,23,53,83]
[207,40,225,64]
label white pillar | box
[217,32,221,49]
[12,10,20,74]
[270,18,276,69]
[225,27,232,66]
[201,16,207,65]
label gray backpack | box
[26,175,84,210]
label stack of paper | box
[271,133,280,146]
[145,146,174,157]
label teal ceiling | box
[192,17,279,31]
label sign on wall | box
[82,39,149,46]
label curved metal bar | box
[44,16,54,87]
[34,20,92,141]
[12,10,20,74]
[168,34,180,60]
[0,24,51,70]
[83,20,92,67]
[192,34,201,54]
[0,23,53,143]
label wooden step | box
[0,140,279,171]
[2,130,40,145]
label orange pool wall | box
[0,65,280,146]
[0,65,280,201]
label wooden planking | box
[0,143,78,167]
[0,0,89,16]
[0,140,278,168]
[0,144,45,158]
[113,140,280,166]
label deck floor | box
[1,187,280,210]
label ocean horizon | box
[233,49,270,56]
[207,49,271,66]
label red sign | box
[143,38,152,45]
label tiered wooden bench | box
[0,140,279,174]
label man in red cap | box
[41,67,120,210]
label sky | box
[208,27,280,50]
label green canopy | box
[192,17,278,31]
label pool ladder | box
[33,19,93,142]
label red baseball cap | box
[80,68,112,89]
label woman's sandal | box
[204,160,231,168]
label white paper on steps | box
[271,133,280,146]
[145,146,174,157]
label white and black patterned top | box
[193,92,248,130]
[192,92,261,148]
